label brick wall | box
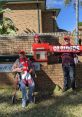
[4,3,58,34]
[41,11,54,33]
[4,3,42,34]
[0,36,34,54]
[79,26,82,39]
[0,33,82,92]
[35,63,64,92]
[0,73,14,87]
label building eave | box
[46,9,61,16]
[0,0,44,4]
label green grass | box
[0,88,82,117]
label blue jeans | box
[28,85,35,102]
[19,80,35,102]
[62,64,75,90]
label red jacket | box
[19,57,29,71]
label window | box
[34,51,47,61]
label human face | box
[34,37,39,43]
[19,53,25,58]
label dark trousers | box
[62,64,76,90]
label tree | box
[64,0,72,5]
[0,1,18,35]
[64,0,82,6]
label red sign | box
[32,43,50,51]
[32,43,49,62]
[50,45,82,53]
[32,43,82,62]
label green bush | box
[0,2,17,35]
[78,22,82,26]
[0,17,17,35]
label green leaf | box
[0,2,17,35]
[78,22,82,26]
[64,0,72,5]
[0,24,3,29]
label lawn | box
[0,88,82,117]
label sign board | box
[32,43,49,51]
[32,43,82,53]
[0,64,13,72]
[51,45,82,53]
[0,63,40,72]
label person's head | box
[18,50,26,58]
[34,34,40,43]
[64,36,70,45]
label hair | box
[19,50,25,55]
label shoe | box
[26,99,29,105]
[29,99,35,104]
[22,99,26,108]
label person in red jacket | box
[31,34,41,54]
[62,36,77,92]
[12,50,35,107]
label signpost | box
[32,43,82,62]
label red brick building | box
[3,0,60,34]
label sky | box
[46,0,82,32]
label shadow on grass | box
[76,63,82,88]
[0,89,22,106]
[0,89,82,117]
